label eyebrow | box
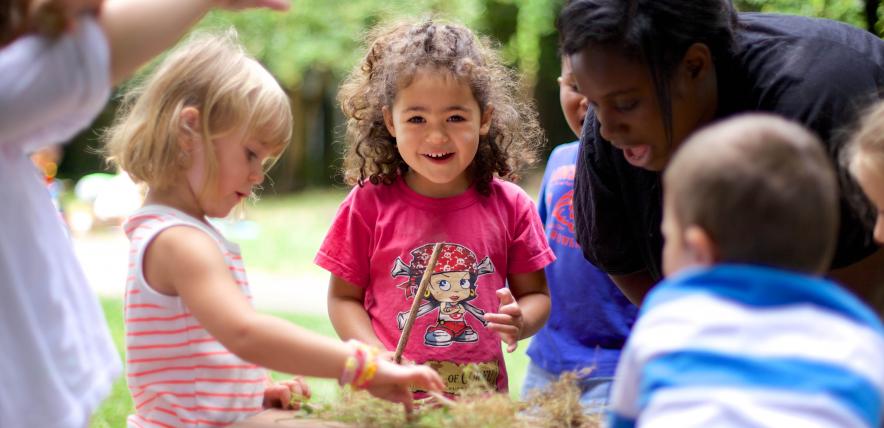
[601,88,638,99]
[403,105,472,113]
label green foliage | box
[196,0,565,93]
[199,0,491,88]
[734,0,866,29]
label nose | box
[578,97,589,115]
[426,122,448,145]
[249,163,264,186]
[596,107,623,143]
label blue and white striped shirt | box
[609,265,884,428]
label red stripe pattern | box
[123,207,263,427]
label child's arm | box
[100,0,289,84]
[144,226,443,408]
[484,270,550,352]
[327,274,386,349]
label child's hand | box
[483,288,523,353]
[366,359,444,413]
[30,0,103,36]
[263,376,311,410]
[213,0,290,12]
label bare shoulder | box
[144,225,226,296]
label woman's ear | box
[480,104,494,136]
[684,225,718,266]
[680,43,712,81]
[382,105,397,138]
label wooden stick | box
[394,242,444,363]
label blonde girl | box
[104,31,442,427]
[317,20,554,397]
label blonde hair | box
[664,114,838,274]
[337,19,544,196]
[103,30,292,193]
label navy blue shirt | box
[527,142,638,377]
[574,13,884,280]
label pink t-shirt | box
[315,177,555,394]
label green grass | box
[235,188,348,274]
[90,297,531,426]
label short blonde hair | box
[664,114,838,274]
[103,30,292,192]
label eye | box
[447,115,466,123]
[245,148,258,161]
[407,116,425,124]
[459,278,470,288]
[615,99,638,112]
[438,280,451,291]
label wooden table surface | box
[228,409,352,428]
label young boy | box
[608,114,884,427]
[522,56,637,412]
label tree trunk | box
[268,84,306,192]
[866,0,880,34]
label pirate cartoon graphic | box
[391,243,494,347]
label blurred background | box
[58,0,884,198]
[50,1,880,425]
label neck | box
[403,171,471,198]
[144,184,208,224]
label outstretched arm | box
[100,0,289,84]
[144,226,442,409]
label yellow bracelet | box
[353,351,378,388]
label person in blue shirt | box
[609,114,884,427]
[522,55,638,413]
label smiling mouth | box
[423,152,454,161]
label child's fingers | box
[486,322,519,352]
[282,378,311,400]
[378,360,444,392]
[483,312,517,325]
[496,287,515,304]
[486,321,519,336]
[407,366,445,392]
[262,385,285,409]
[494,288,522,318]
[279,386,293,410]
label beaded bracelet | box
[339,340,380,389]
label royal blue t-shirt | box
[526,142,638,377]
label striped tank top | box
[123,205,265,427]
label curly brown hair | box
[337,19,544,196]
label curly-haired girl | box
[316,19,554,397]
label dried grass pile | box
[291,367,601,428]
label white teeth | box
[425,152,451,158]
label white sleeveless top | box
[123,205,265,427]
